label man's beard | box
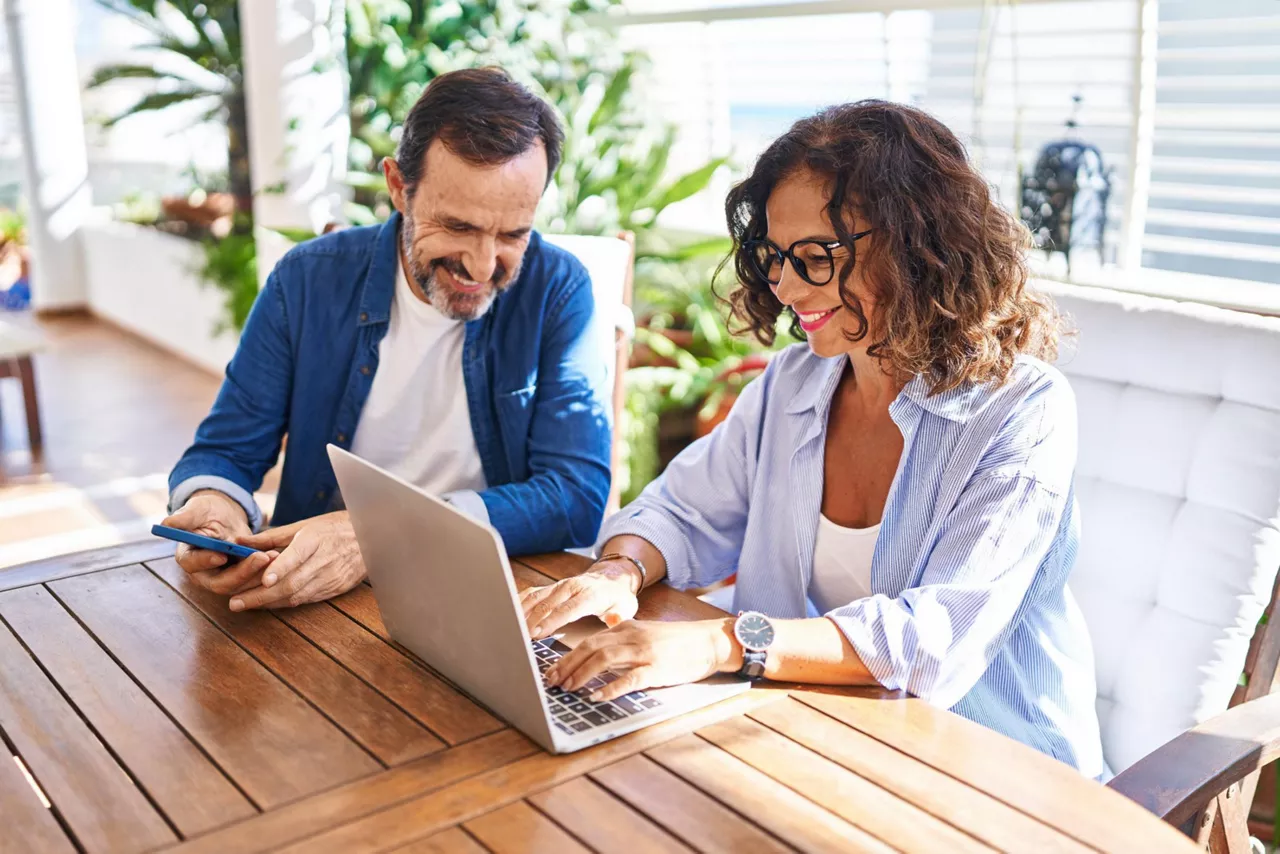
[400,215,520,322]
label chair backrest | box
[1042,280,1280,774]
[540,233,635,515]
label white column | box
[1120,0,1159,270]
[239,0,350,285]
[3,0,90,310]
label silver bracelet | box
[595,552,648,591]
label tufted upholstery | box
[1042,280,1280,773]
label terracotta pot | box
[161,192,235,234]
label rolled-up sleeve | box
[828,472,1070,709]
[597,365,770,590]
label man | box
[163,67,612,611]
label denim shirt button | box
[359,312,368,322]
[337,433,347,444]
[360,365,371,376]
[316,489,326,500]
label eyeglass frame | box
[743,229,875,287]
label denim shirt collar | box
[357,212,401,327]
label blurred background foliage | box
[90,0,793,497]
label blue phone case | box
[151,524,259,560]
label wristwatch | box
[733,610,775,681]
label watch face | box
[735,612,775,652]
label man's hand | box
[162,491,272,595]
[230,511,365,611]
[544,619,741,703]
[520,558,642,640]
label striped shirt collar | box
[783,353,986,423]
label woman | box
[521,100,1105,777]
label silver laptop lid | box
[326,445,554,748]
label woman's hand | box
[544,619,741,702]
[520,558,643,639]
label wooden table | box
[0,542,1197,854]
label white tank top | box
[808,514,881,614]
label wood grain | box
[168,729,537,854]
[463,801,590,854]
[389,827,487,854]
[0,584,256,837]
[277,601,504,745]
[0,740,77,854]
[646,734,893,854]
[148,558,444,765]
[0,541,174,592]
[748,698,1089,853]
[49,565,380,809]
[590,754,792,854]
[330,583,392,641]
[696,715,995,852]
[528,777,691,854]
[796,690,1200,853]
[270,689,789,854]
[0,609,175,852]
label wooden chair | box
[0,319,43,453]
[1107,576,1280,853]
[539,232,635,516]
[1044,281,1280,853]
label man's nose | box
[462,235,499,284]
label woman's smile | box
[795,306,839,333]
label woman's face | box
[764,169,876,360]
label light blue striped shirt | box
[601,344,1105,777]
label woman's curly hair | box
[723,100,1062,393]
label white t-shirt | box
[808,514,881,614]
[349,253,487,497]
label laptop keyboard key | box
[599,704,626,721]
[640,698,661,709]
[613,696,642,715]
[568,702,589,713]
[571,721,591,733]
[555,722,574,734]
[556,713,576,723]
[583,711,607,726]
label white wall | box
[82,219,237,376]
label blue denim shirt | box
[170,213,612,555]
[600,344,1105,777]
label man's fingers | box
[202,552,273,595]
[175,543,229,573]
[238,520,304,551]
[161,504,198,530]
[231,549,312,611]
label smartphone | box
[151,524,259,561]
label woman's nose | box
[772,262,811,306]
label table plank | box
[463,801,591,854]
[797,690,1200,853]
[528,776,693,854]
[270,689,789,854]
[49,565,380,809]
[148,558,444,766]
[168,729,537,854]
[696,716,996,852]
[748,698,1091,854]
[0,608,176,852]
[330,583,392,641]
[0,584,256,838]
[590,754,793,854]
[0,746,77,854]
[0,542,174,592]
[389,827,487,854]
[277,602,504,745]
[646,734,893,854]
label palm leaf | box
[103,88,220,127]
[650,157,729,214]
[86,63,205,89]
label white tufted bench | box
[1043,280,1280,777]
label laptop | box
[327,445,751,754]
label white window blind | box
[1144,0,1280,284]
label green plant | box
[197,231,257,334]
[88,1,251,229]
[0,206,25,251]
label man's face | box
[384,138,547,321]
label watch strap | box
[739,649,767,681]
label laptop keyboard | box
[533,638,662,735]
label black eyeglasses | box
[743,230,874,287]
